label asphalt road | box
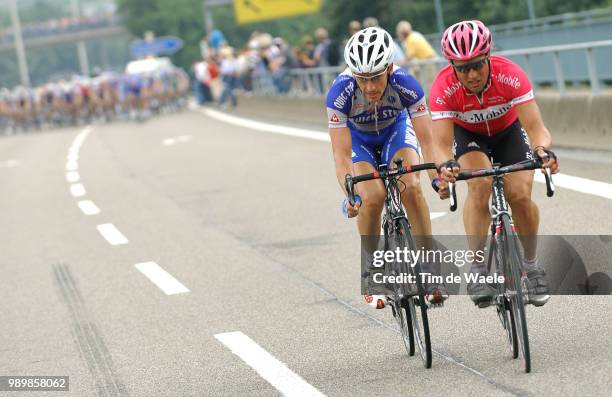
[1,108,611,396]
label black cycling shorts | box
[453,119,534,166]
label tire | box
[395,300,415,356]
[385,221,415,357]
[493,238,519,358]
[502,214,531,373]
[397,218,432,368]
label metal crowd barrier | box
[425,7,612,43]
[267,40,612,97]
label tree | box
[117,0,204,70]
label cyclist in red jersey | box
[430,20,559,308]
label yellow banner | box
[234,0,322,24]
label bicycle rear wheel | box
[398,218,432,368]
[502,215,531,373]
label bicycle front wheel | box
[492,237,519,358]
[397,218,432,368]
[385,221,415,357]
[502,215,531,373]
[393,299,415,356]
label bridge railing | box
[425,7,612,43]
[271,40,612,97]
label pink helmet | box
[441,20,492,61]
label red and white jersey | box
[429,55,534,136]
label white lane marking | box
[0,159,20,168]
[430,211,446,220]
[199,107,330,142]
[163,135,193,146]
[66,171,80,183]
[201,108,612,201]
[70,183,86,197]
[66,161,78,171]
[67,153,79,162]
[215,331,325,397]
[69,126,91,152]
[134,262,190,295]
[534,172,612,200]
[96,223,128,245]
[77,200,100,215]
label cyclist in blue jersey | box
[327,27,446,308]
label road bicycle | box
[448,157,555,373]
[345,159,440,368]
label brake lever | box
[449,182,457,212]
[344,174,356,206]
[544,167,555,197]
[535,154,555,198]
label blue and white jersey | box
[326,65,428,133]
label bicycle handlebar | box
[344,162,438,207]
[447,158,555,212]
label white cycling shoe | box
[364,294,387,309]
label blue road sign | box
[129,36,184,58]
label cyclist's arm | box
[329,126,353,195]
[516,100,551,149]
[432,118,455,166]
[411,114,437,182]
[516,100,558,172]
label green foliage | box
[115,0,612,55]
[209,5,323,48]
[117,0,205,70]
[4,0,606,87]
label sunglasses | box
[353,69,387,83]
[452,57,488,73]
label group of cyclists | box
[327,20,559,309]
[0,65,190,134]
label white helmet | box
[344,27,394,75]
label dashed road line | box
[0,159,20,168]
[430,211,446,220]
[77,200,100,215]
[163,135,193,146]
[134,262,189,295]
[66,161,79,171]
[66,171,80,183]
[70,183,86,197]
[215,331,325,397]
[96,223,128,246]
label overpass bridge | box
[3,14,130,85]
[0,23,129,53]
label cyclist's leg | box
[454,126,498,305]
[454,124,492,254]
[492,121,549,304]
[352,132,388,308]
[382,117,431,236]
[384,118,447,303]
[493,121,538,261]
[351,132,386,236]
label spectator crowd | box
[192,17,438,107]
